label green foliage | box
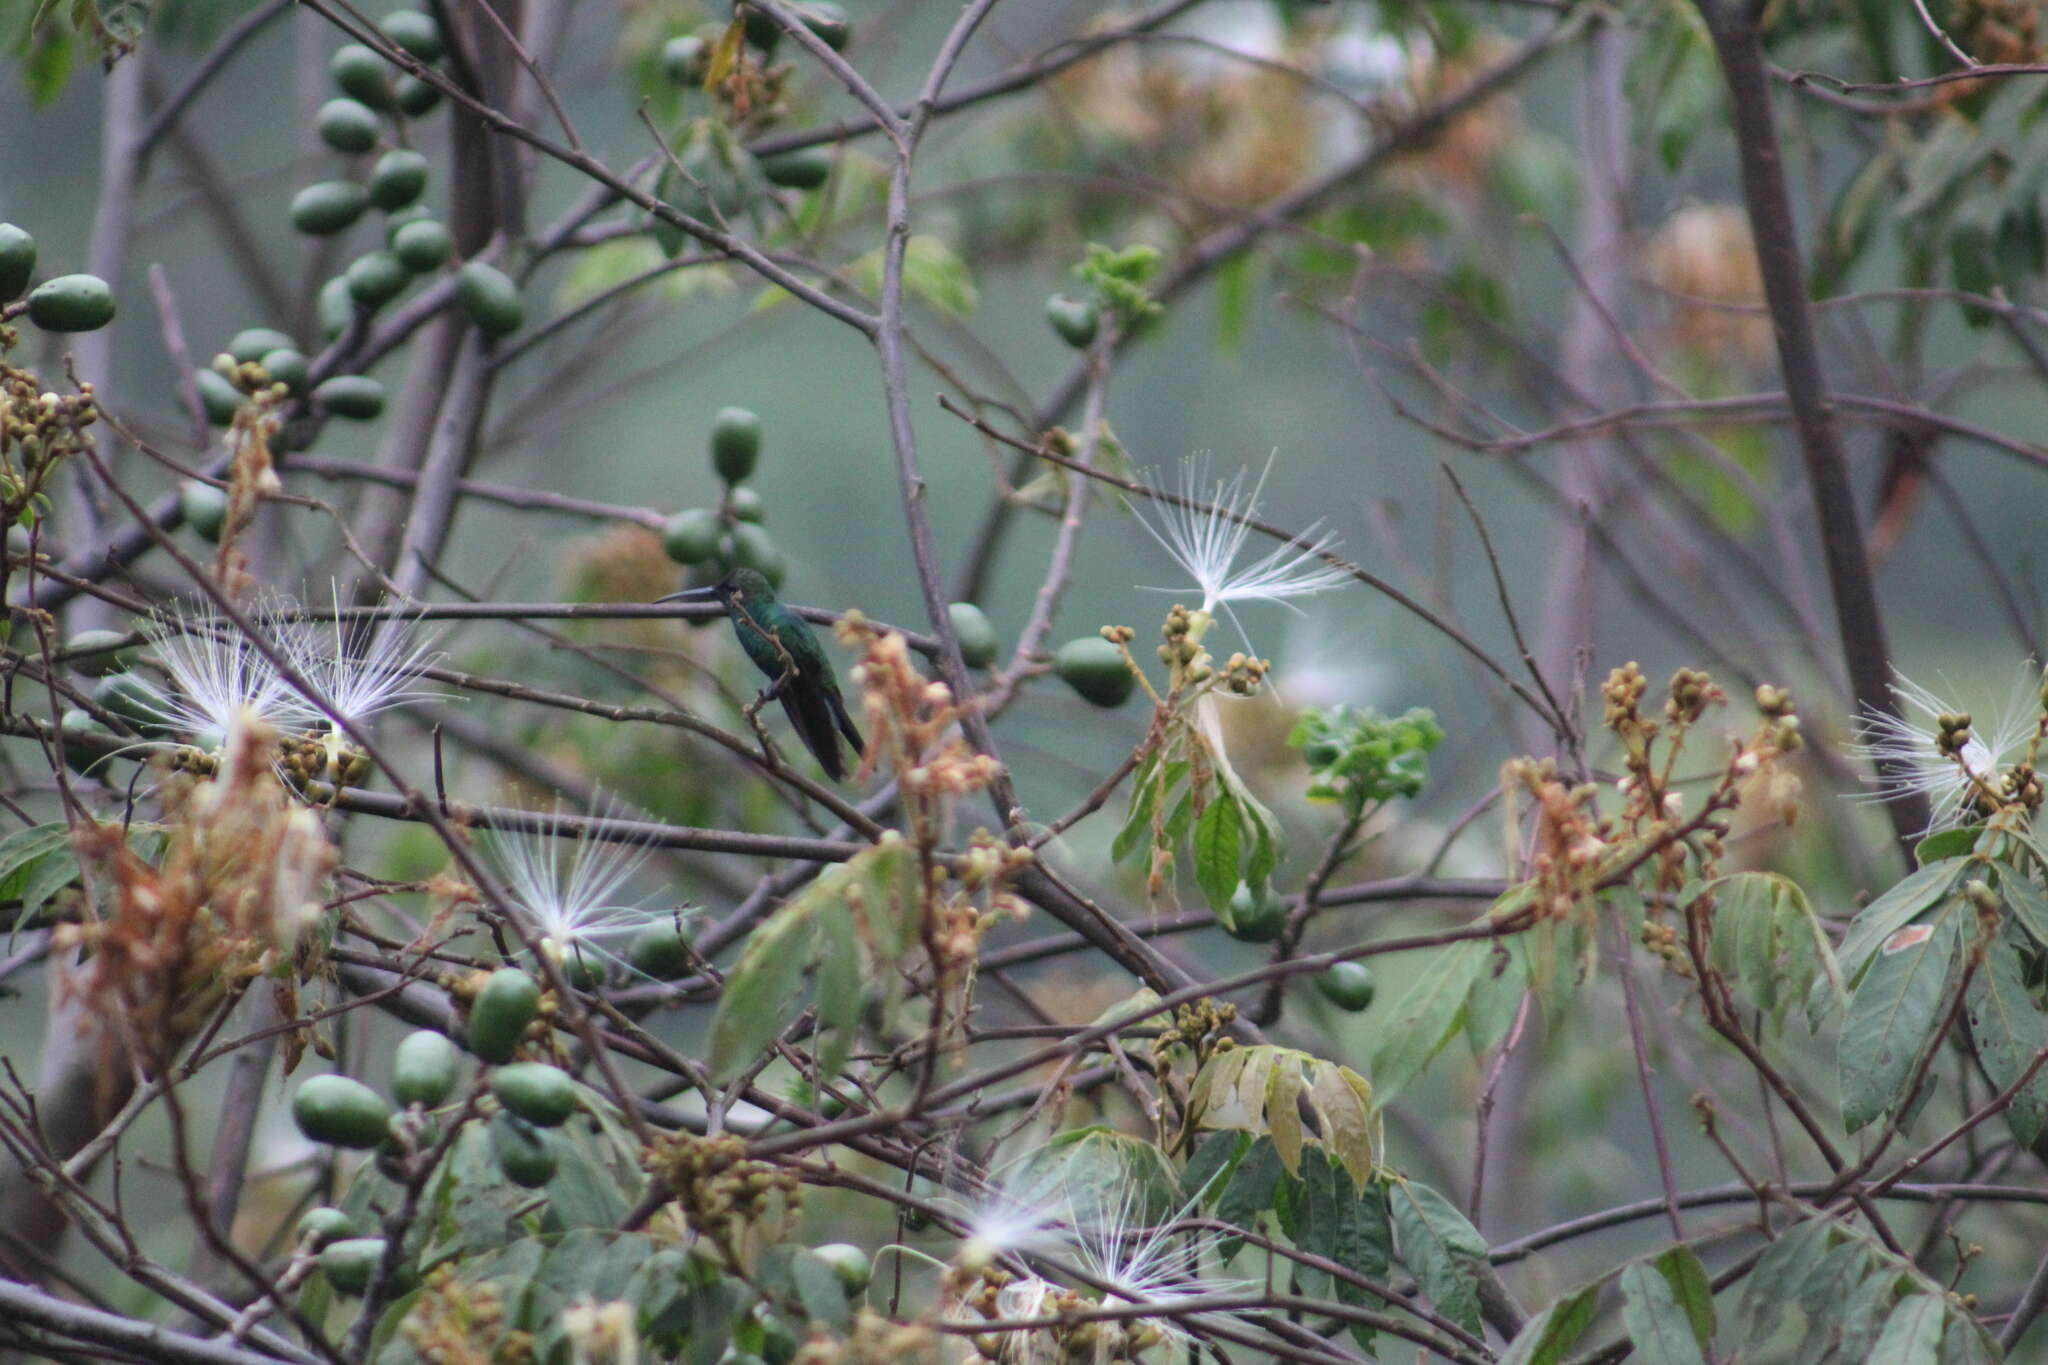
[1077,242,1164,327]
[1289,704,1443,819]
[707,839,917,1080]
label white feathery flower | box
[139,602,317,745]
[1850,663,2041,833]
[958,1171,1248,1363]
[1135,452,1350,638]
[288,589,443,730]
[478,798,669,983]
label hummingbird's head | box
[655,566,777,610]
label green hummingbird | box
[659,568,865,780]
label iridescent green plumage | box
[660,568,864,780]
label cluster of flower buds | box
[0,372,95,480]
[1216,650,1269,697]
[643,1132,801,1262]
[1665,667,1722,725]
[1934,710,1976,760]
[1157,604,1201,668]
[401,1264,512,1365]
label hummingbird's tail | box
[829,687,864,760]
[780,687,852,781]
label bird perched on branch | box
[659,568,865,780]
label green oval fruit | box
[1223,881,1287,944]
[193,369,243,425]
[392,1030,461,1107]
[60,709,109,777]
[454,261,524,337]
[468,966,541,1063]
[726,485,766,523]
[947,603,999,669]
[314,375,387,420]
[258,348,309,393]
[394,73,441,116]
[291,180,370,236]
[391,218,453,272]
[378,9,443,61]
[710,406,762,483]
[315,98,381,154]
[291,1074,394,1149]
[63,629,139,678]
[629,922,693,980]
[725,523,785,587]
[26,275,115,332]
[92,672,173,738]
[318,276,357,342]
[319,1238,386,1295]
[180,480,229,543]
[489,1112,557,1187]
[811,1243,870,1295]
[296,1206,358,1249]
[369,148,429,211]
[662,34,707,85]
[345,250,410,308]
[1314,961,1376,1011]
[799,2,851,50]
[0,223,35,301]
[490,1062,577,1127]
[1045,294,1099,349]
[228,327,297,364]
[330,44,396,110]
[1053,637,1132,707]
[759,146,832,191]
[662,508,722,565]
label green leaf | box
[792,1250,853,1329]
[1496,1285,1598,1365]
[1964,925,2048,1146]
[1213,1136,1284,1259]
[1737,1217,1839,1345]
[1702,872,1844,1031]
[1653,1246,1716,1351]
[1111,752,1163,864]
[1868,1293,1944,1365]
[1839,908,1963,1132]
[1193,794,1242,913]
[1996,862,2048,946]
[1292,1152,1391,1309]
[1370,938,1486,1103]
[1182,1131,1249,1204]
[1914,825,1984,866]
[1836,862,1967,990]
[1388,1177,1486,1336]
[706,895,813,1080]
[1620,1257,1709,1365]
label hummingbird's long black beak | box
[656,586,720,604]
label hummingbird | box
[658,568,865,781]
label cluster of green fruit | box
[295,16,523,354]
[286,968,571,1293]
[0,224,115,333]
[660,407,787,588]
